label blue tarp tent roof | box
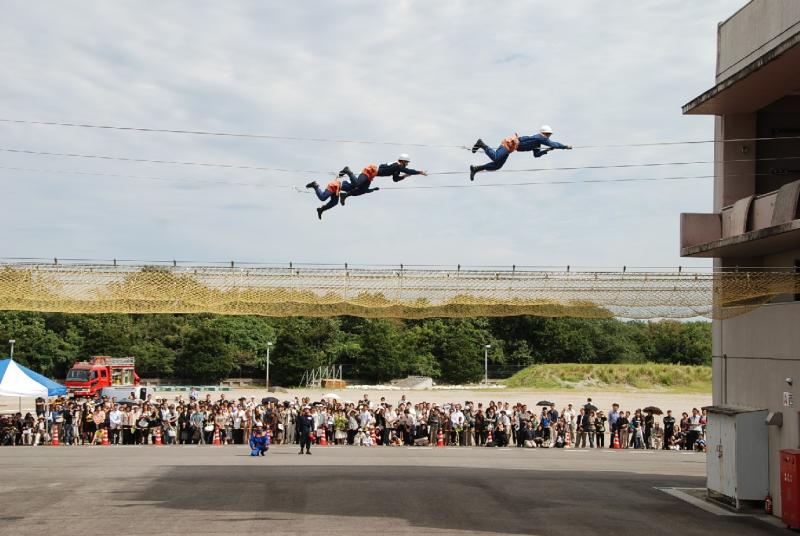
[0,358,67,397]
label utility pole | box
[9,339,15,358]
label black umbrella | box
[262,396,279,405]
[643,406,663,415]
[537,400,554,406]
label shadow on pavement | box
[130,466,782,535]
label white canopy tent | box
[0,358,67,397]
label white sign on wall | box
[784,392,794,407]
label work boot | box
[338,166,351,177]
[316,207,323,220]
[340,192,347,206]
[305,451,311,455]
[469,165,479,181]
[305,181,318,189]
[471,139,486,153]
[298,451,303,455]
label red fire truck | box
[65,356,140,397]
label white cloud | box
[0,0,745,268]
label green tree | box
[175,322,233,382]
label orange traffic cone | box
[154,427,162,446]
[101,428,109,446]
[486,429,493,446]
[51,425,60,446]
[612,431,620,449]
[437,429,444,447]
[565,430,572,449]
[319,429,328,446]
[212,427,221,446]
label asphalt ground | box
[0,446,787,536]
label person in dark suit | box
[296,406,315,455]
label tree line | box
[0,312,711,385]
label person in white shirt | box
[450,406,465,445]
[361,428,373,446]
[403,409,416,446]
[359,407,372,429]
[108,405,123,445]
[563,404,577,445]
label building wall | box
[717,0,800,81]
[692,0,800,516]
[714,114,756,210]
[756,96,800,194]
[713,301,800,515]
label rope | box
[0,164,789,192]
[3,145,800,177]
[0,118,467,149]
[3,117,800,150]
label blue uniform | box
[476,133,569,172]
[249,432,270,456]
[341,162,423,200]
[314,184,340,213]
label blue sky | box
[0,1,746,268]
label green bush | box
[505,363,711,392]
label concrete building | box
[680,0,800,516]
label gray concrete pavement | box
[0,446,786,535]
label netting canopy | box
[0,262,796,320]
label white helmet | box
[540,125,553,134]
[398,153,411,162]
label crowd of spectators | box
[0,390,708,451]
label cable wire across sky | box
[0,164,722,191]
[2,117,800,149]
[2,146,800,178]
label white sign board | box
[784,392,794,407]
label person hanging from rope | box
[469,125,572,181]
[305,178,343,220]
[338,154,427,205]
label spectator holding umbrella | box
[643,406,662,449]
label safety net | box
[0,263,796,319]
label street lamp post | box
[265,341,273,390]
[484,344,491,384]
